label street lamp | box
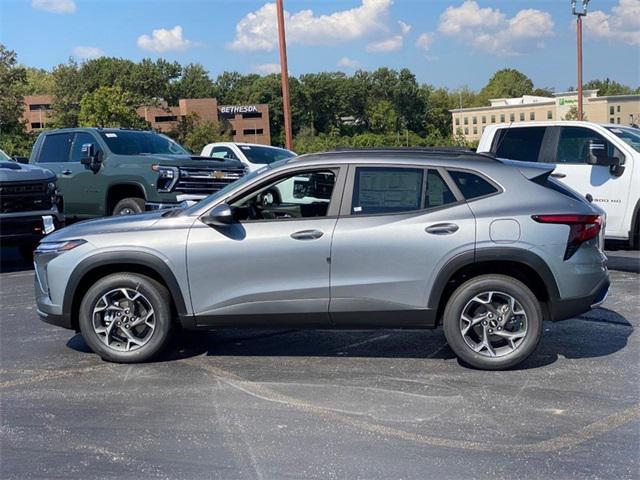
[571,0,590,121]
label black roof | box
[296,147,498,163]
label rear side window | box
[494,127,546,162]
[38,133,73,163]
[448,170,498,199]
[425,170,457,208]
[352,167,423,215]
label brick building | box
[21,95,271,146]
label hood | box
[0,161,56,183]
[45,210,167,242]
[141,154,245,170]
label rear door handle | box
[425,223,459,235]
[290,229,324,240]
[61,169,72,175]
[551,172,566,178]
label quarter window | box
[448,171,498,199]
[351,167,423,215]
[38,133,73,163]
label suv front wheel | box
[79,273,173,363]
[443,274,543,370]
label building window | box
[472,116,477,125]
[29,104,51,111]
[455,118,460,126]
[243,128,264,135]
[530,112,535,120]
[610,106,615,115]
[500,114,505,123]
[30,122,42,129]
[473,127,478,135]
[519,112,525,121]
[547,110,553,119]
[464,117,468,125]
[231,130,237,136]
[610,118,615,123]
[491,115,496,123]
[154,115,177,122]
[464,127,469,135]
[509,113,515,122]
[242,112,262,119]
[617,117,621,124]
[482,116,486,124]
[617,105,621,113]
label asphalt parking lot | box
[1,246,639,480]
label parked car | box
[200,142,296,172]
[28,128,246,219]
[35,148,609,370]
[0,149,64,259]
[477,121,640,248]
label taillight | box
[532,214,603,260]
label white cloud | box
[72,46,105,59]
[32,0,75,14]
[584,0,640,46]
[415,32,435,52]
[254,63,281,74]
[137,26,194,52]
[438,1,554,55]
[228,0,393,52]
[398,20,411,35]
[366,35,403,52]
[337,57,361,69]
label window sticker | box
[105,133,118,138]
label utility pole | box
[571,0,590,121]
[276,0,293,150]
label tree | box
[562,105,587,121]
[78,86,148,128]
[0,44,33,156]
[49,59,83,127]
[172,63,217,100]
[366,99,398,134]
[22,67,55,95]
[479,68,534,103]
[584,78,638,96]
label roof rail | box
[305,147,498,161]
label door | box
[550,126,631,236]
[67,132,105,217]
[186,166,345,325]
[35,132,103,218]
[330,165,476,327]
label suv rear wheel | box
[78,273,172,363]
[443,274,543,370]
[112,197,145,216]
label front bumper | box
[547,275,611,321]
[0,209,64,244]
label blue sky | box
[1,0,638,91]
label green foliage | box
[22,67,55,95]
[78,86,148,128]
[172,63,217,100]
[479,68,534,103]
[366,99,398,133]
[0,45,28,136]
[584,78,639,96]
[166,112,232,153]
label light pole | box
[571,0,590,121]
[276,0,293,150]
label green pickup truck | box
[28,128,246,219]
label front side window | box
[556,127,615,164]
[494,126,546,162]
[70,132,99,163]
[231,169,336,221]
[351,167,423,215]
[38,133,73,163]
[98,131,188,156]
[211,146,238,160]
[448,170,498,199]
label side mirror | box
[586,140,620,166]
[12,156,29,164]
[201,203,233,226]
[80,143,101,173]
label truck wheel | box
[442,274,543,370]
[631,218,640,250]
[112,197,145,216]
[78,273,173,363]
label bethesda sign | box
[219,105,259,114]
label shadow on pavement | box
[66,307,633,371]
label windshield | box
[183,166,269,215]
[0,149,11,162]
[606,126,640,152]
[238,145,295,164]
[98,131,189,156]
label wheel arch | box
[63,252,189,331]
[105,182,147,216]
[427,248,560,324]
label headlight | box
[34,240,86,297]
[36,239,86,253]
[152,165,179,192]
[47,181,58,205]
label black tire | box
[631,218,640,250]
[78,273,173,363]
[442,274,543,370]
[112,197,145,216]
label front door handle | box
[551,172,566,179]
[425,223,459,235]
[290,229,324,240]
[61,169,73,175]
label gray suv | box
[34,149,610,370]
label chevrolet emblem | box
[211,171,226,179]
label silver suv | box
[34,149,610,370]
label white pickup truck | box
[477,121,640,248]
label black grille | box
[175,166,245,194]
[0,182,53,213]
